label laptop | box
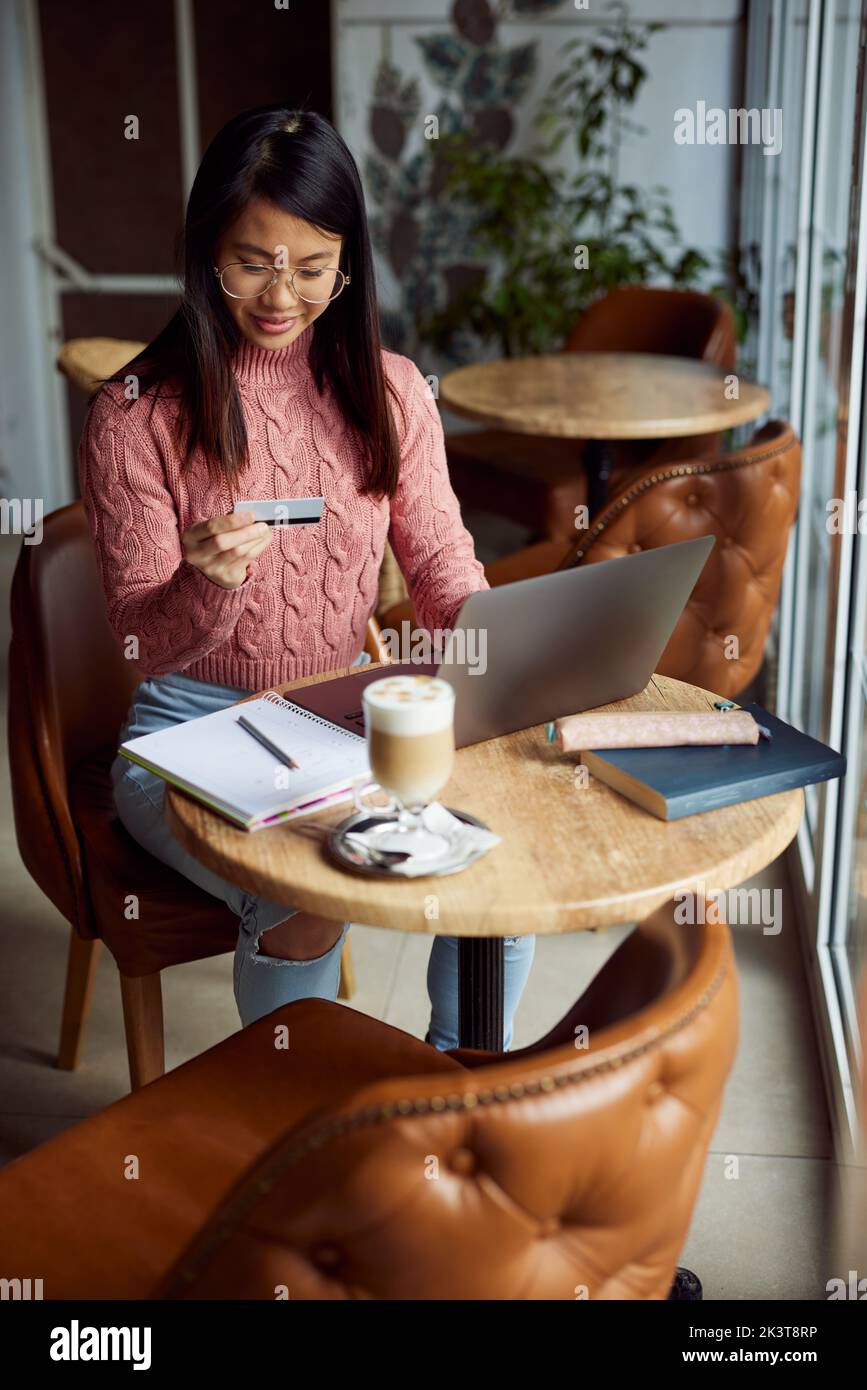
[289,534,715,748]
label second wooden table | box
[440,350,771,515]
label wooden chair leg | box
[364,614,393,664]
[57,932,102,1071]
[338,938,356,1000]
[119,972,165,1090]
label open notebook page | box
[119,694,369,829]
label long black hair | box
[105,106,401,497]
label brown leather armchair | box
[383,421,801,702]
[7,502,372,1091]
[0,902,737,1300]
[445,287,738,539]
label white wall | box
[334,0,746,331]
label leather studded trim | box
[570,434,794,563]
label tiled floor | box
[0,526,834,1298]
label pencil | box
[236,714,300,769]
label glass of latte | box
[357,674,456,858]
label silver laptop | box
[289,535,715,747]
[443,534,714,746]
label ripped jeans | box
[110,667,536,1050]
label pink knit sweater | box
[78,324,488,690]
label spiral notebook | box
[119,691,369,830]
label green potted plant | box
[419,3,712,360]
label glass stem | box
[396,801,422,833]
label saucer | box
[327,807,492,879]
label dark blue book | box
[580,703,846,821]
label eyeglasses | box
[214,261,350,304]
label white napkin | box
[366,802,500,877]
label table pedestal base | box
[668,1267,703,1300]
[458,938,504,1050]
[584,439,614,518]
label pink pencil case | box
[553,709,760,752]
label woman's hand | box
[182,512,272,590]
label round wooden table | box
[57,337,146,396]
[165,665,802,1051]
[440,351,771,516]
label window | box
[745,0,867,1144]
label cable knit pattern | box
[78,323,488,689]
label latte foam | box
[363,675,455,735]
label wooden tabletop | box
[165,665,803,938]
[440,351,770,440]
[57,337,146,396]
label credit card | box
[234,498,325,527]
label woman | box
[80,105,535,1048]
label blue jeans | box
[110,667,535,1049]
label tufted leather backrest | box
[571,421,801,699]
[8,501,141,931]
[158,907,737,1300]
[564,286,737,369]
